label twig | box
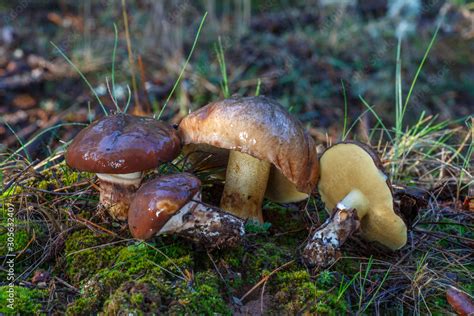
[239,260,295,302]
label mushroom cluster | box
[65,113,181,220]
[65,113,245,248]
[65,97,408,266]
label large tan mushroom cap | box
[318,142,407,250]
[179,96,319,198]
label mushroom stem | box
[302,205,360,269]
[220,150,271,222]
[302,189,368,269]
[96,172,143,220]
[336,189,369,218]
[159,193,245,249]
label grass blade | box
[402,24,440,117]
[1,123,87,167]
[215,36,230,98]
[50,41,108,115]
[341,79,349,140]
[111,23,119,107]
[156,12,208,119]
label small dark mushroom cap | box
[65,114,181,174]
[178,96,319,195]
[128,173,201,240]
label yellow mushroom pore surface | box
[318,143,407,250]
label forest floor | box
[0,1,473,315]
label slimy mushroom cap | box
[128,173,201,240]
[65,113,181,174]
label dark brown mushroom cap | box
[65,114,181,174]
[178,96,319,194]
[128,173,201,240]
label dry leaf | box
[446,287,474,316]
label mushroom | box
[128,173,244,248]
[65,113,181,220]
[302,141,407,269]
[178,96,319,222]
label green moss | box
[270,270,347,314]
[59,166,80,186]
[64,229,123,285]
[244,219,272,234]
[244,238,294,284]
[102,271,230,315]
[168,272,231,315]
[29,163,90,192]
[65,230,345,314]
[0,221,31,256]
[0,185,22,200]
[0,286,47,315]
[66,241,193,315]
[102,277,166,315]
[37,178,59,191]
[262,202,310,235]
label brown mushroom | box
[302,141,407,269]
[178,96,319,222]
[128,173,244,248]
[65,113,181,220]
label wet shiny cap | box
[65,114,181,174]
[178,96,319,195]
[128,173,201,240]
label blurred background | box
[0,0,473,160]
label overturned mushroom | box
[179,96,319,222]
[128,173,244,249]
[65,113,181,220]
[302,141,407,269]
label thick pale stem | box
[160,193,245,249]
[220,150,271,222]
[302,189,368,269]
[97,172,142,221]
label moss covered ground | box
[0,158,472,314]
